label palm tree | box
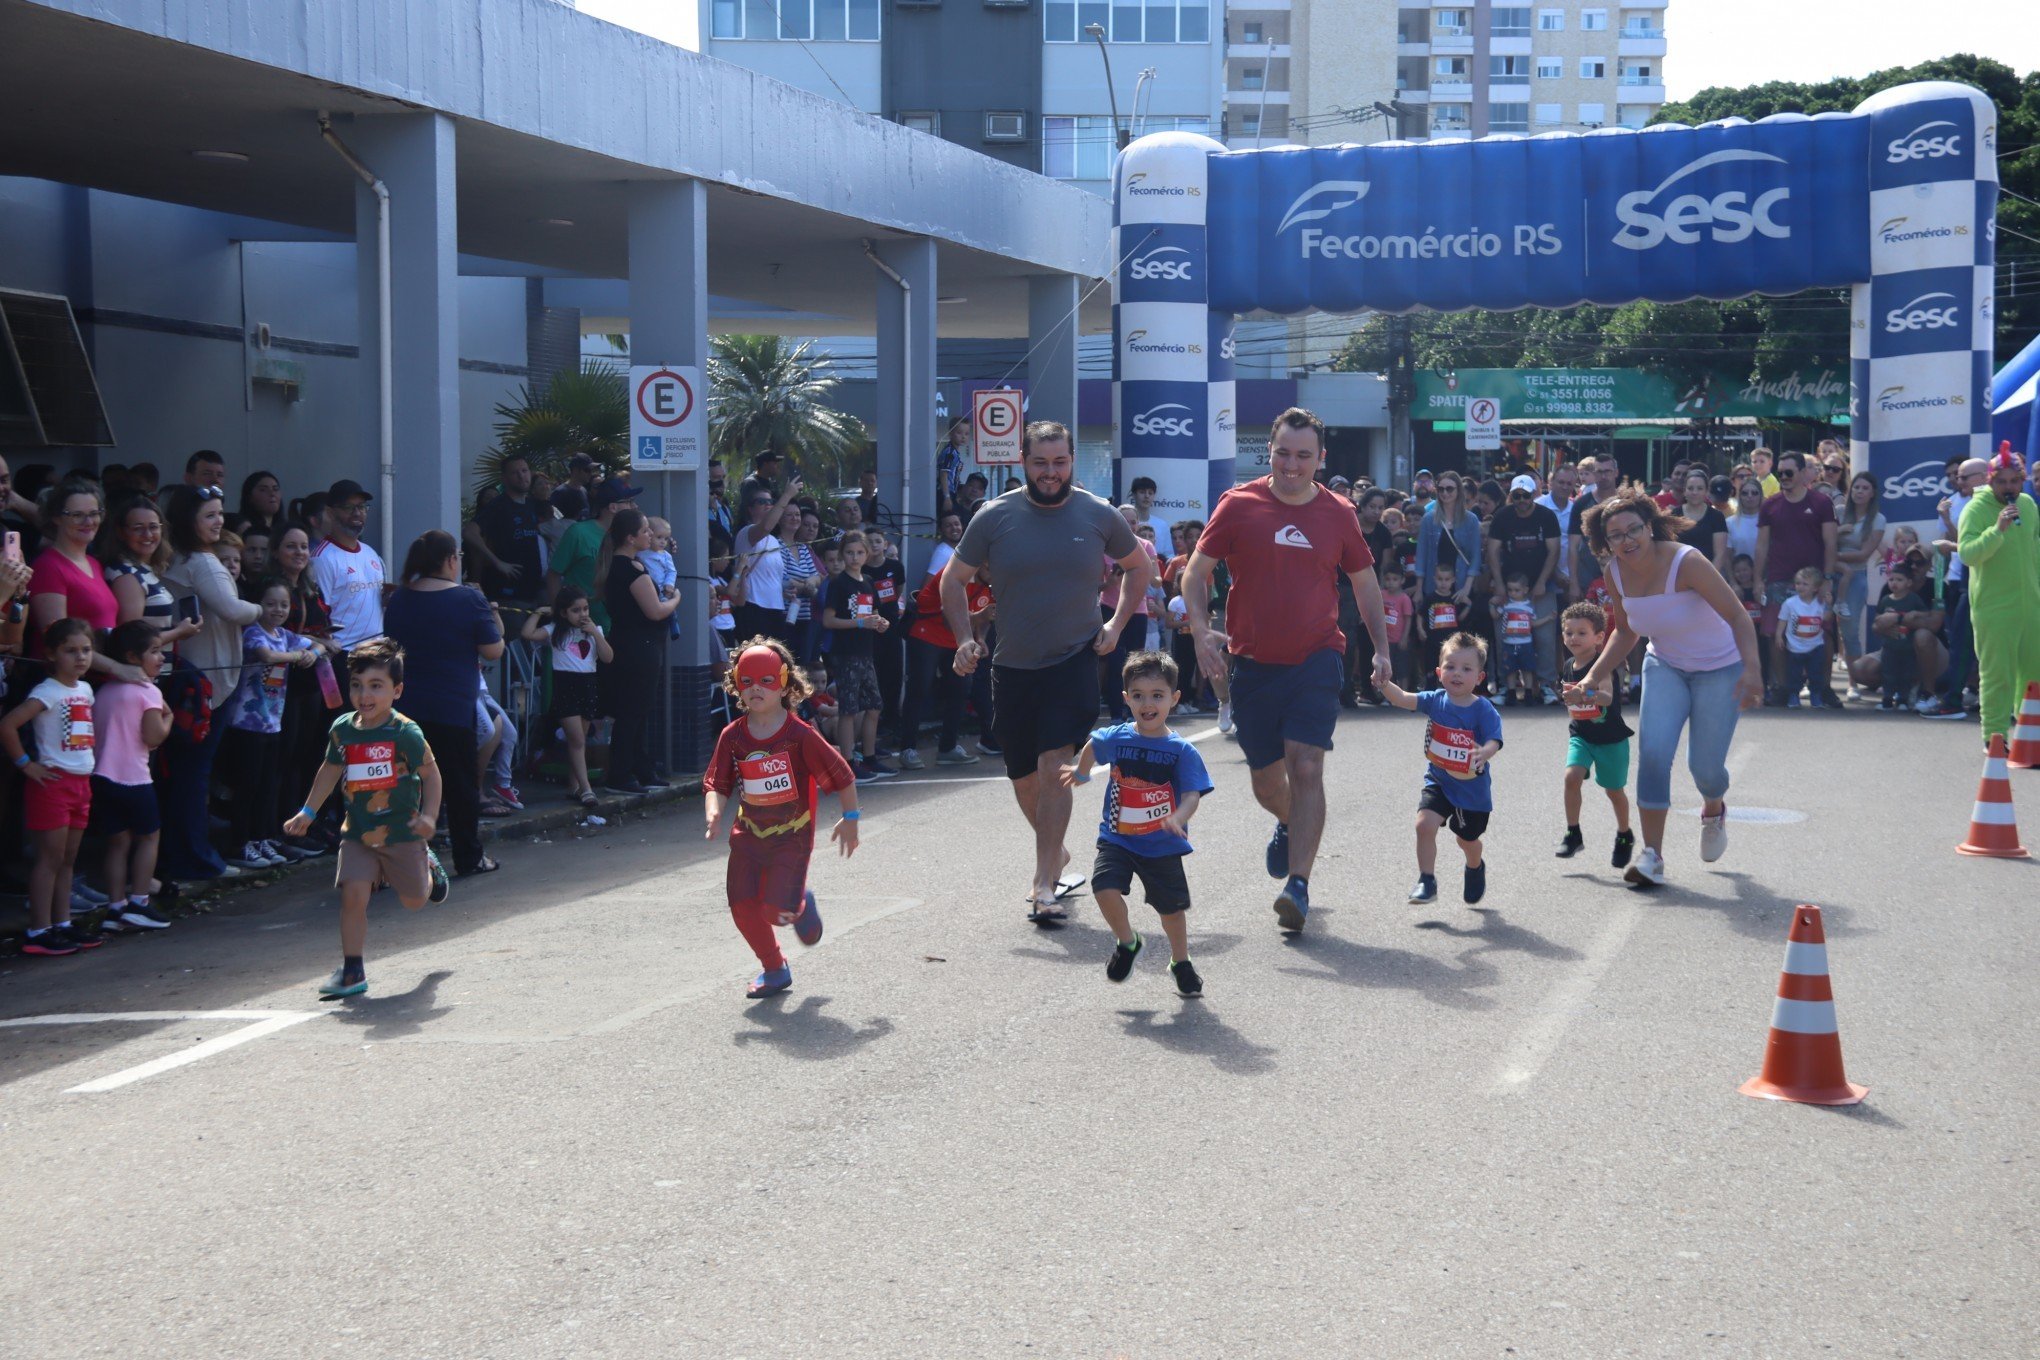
[477,362,629,494]
[707,334,868,488]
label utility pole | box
[1386,313,1414,485]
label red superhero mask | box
[735,645,788,692]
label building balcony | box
[1618,34,1666,56]
[1487,82,1531,102]
[1616,79,1665,102]
[1397,39,1431,55]
[1226,87,1290,102]
[1620,0,1667,8]
[1229,43,1292,58]
[1394,87,1429,104]
[1430,79,1473,100]
[1430,30,1473,54]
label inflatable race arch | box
[1111,80,1999,527]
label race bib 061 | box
[344,740,398,791]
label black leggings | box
[417,717,483,873]
[603,633,663,785]
[221,728,282,848]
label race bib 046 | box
[344,740,398,791]
[1113,772,1175,836]
[740,751,797,807]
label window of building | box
[1240,66,1264,90]
[1432,103,1471,132]
[1434,56,1468,78]
[712,0,741,37]
[985,111,1027,140]
[899,111,940,134]
[1240,19,1261,42]
[1580,56,1606,78]
[1490,103,1530,133]
[1043,114,1209,178]
[1577,101,1606,125]
[718,0,879,38]
[1536,8,1563,31]
[1238,111,1261,137]
[1047,0,1203,40]
[1535,56,1562,78]
[1490,6,1530,36]
[1490,55,1530,78]
[778,0,811,40]
[1620,62,1656,84]
[1434,8,1470,35]
[1621,17,1660,37]
[1534,102,1562,125]
[1580,8,1608,30]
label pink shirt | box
[28,547,118,655]
[92,679,166,785]
[1609,544,1742,673]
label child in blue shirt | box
[1061,650,1214,997]
[1383,631,1504,906]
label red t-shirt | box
[704,712,855,845]
[905,575,991,650]
[1197,480,1373,666]
[1757,490,1835,584]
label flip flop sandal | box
[462,855,501,876]
[576,791,600,809]
[1026,901,1069,926]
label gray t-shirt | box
[956,488,1139,669]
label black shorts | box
[1417,783,1490,842]
[1229,649,1343,770]
[550,669,600,723]
[991,644,1100,781]
[1090,839,1191,914]
[89,777,160,836]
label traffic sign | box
[1464,395,1501,451]
[973,388,1023,466]
[629,365,702,471]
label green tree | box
[478,362,629,494]
[706,334,869,490]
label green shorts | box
[1566,735,1630,791]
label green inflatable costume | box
[1957,470,2040,747]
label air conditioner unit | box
[985,112,1026,141]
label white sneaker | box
[937,745,980,765]
[1624,846,1667,887]
[1700,809,1729,863]
[117,903,172,931]
[897,748,924,770]
[1218,701,1235,735]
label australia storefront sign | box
[1415,366,1852,423]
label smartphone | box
[176,595,201,625]
[2,531,19,564]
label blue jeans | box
[158,712,228,879]
[1635,654,1743,812]
[1937,582,1971,702]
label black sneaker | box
[1555,828,1584,858]
[1106,933,1143,982]
[21,928,79,957]
[1612,829,1635,869]
[1171,959,1203,997]
[1407,874,1438,904]
[58,921,106,950]
[1463,862,1487,904]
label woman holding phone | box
[97,496,204,646]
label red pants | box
[727,835,812,971]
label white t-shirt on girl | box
[29,677,97,776]
[711,576,736,634]
[552,625,603,675]
[1776,595,1828,655]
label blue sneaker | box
[1265,822,1290,879]
[794,890,824,946]
[746,966,793,999]
[1274,875,1310,933]
[318,967,367,998]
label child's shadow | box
[1277,934,1499,1011]
[1415,908,1586,962]
[1116,1008,1278,1076]
[1013,922,1244,967]
[733,995,894,1061]
[328,969,455,1041]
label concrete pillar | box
[1027,273,1081,440]
[627,178,713,773]
[350,112,459,558]
[873,238,937,579]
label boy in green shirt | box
[285,636,447,998]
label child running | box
[703,638,859,1001]
[1382,631,1503,905]
[1554,602,1635,867]
[283,636,448,999]
[2,619,102,955]
[1059,650,1213,993]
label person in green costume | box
[1957,447,2040,747]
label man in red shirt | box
[1752,448,1838,677]
[1181,408,1391,933]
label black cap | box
[1709,475,1734,499]
[593,476,639,509]
[567,452,595,470]
[327,478,373,504]
[754,450,782,466]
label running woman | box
[942,420,1152,923]
[1181,408,1389,933]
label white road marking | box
[1494,901,1644,1092]
[0,1010,327,1094]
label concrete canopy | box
[0,0,1115,338]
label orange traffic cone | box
[2008,683,2040,770]
[1957,735,2030,858]
[1740,904,1867,1106]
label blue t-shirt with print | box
[1415,689,1503,811]
[226,623,314,735]
[1088,722,1214,857]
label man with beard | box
[942,421,1151,922]
[1957,446,2040,748]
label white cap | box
[1509,474,1539,494]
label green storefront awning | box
[1416,367,1850,422]
[1612,425,1676,438]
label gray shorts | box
[833,655,883,716]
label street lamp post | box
[1084,23,1130,150]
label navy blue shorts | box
[1229,649,1343,770]
[89,777,160,836]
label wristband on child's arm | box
[13,753,29,770]
[299,804,318,820]
[840,809,860,821]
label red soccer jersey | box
[1195,479,1373,666]
[705,712,855,844]
[906,575,992,650]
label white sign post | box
[973,388,1023,466]
[1465,395,1501,452]
[630,365,703,472]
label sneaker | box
[1265,822,1290,879]
[1612,829,1635,869]
[1178,702,1205,716]
[1920,697,1967,720]
[1217,701,1235,735]
[1274,875,1310,933]
[1555,828,1584,858]
[975,736,1004,757]
[1699,808,1729,863]
[1171,958,1203,997]
[491,784,526,811]
[794,890,824,946]
[1913,694,1941,714]
[1878,694,1898,711]
[58,921,105,951]
[1541,685,1562,706]
[70,876,110,907]
[230,841,275,871]
[1407,874,1438,904]
[862,757,900,781]
[1106,933,1144,982]
[641,777,673,791]
[426,846,450,904]
[852,758,881,784]
[99,909,135,934]
[21,928,80,957]
[897,748,925,771]
[1623,846,1667,888]
[937,745,979,765]
[260,838,310,864]
[746,966,793,999]
[1786,694,1802,709]
[1464,862,1487,904]
[211,863,245,880]
[117,902,172,931]
[319,967,368,998]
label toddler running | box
[1382,631,1503,906]
[1554,602,1635,867]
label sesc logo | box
[1129,246,1194,283]
[1276,180,1372,233]
[1131,403,1197,438]
[1886,121,1963,164]
[1611,150,1791,251]
[1884,291,1961,333]
[1219,330,1236,362]
[1882,459,1950,504]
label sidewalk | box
[0,780,701,956]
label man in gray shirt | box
[942,421,1151,921]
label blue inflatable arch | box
[1111,80,1998,528]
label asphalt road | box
[2,703,2035,1358]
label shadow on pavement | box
[0,1015,183,1091]
[1115,1007,1278,1075]
[1276,931,1500,1011]
[733,995,895,1060]
[1414,907,1587,962]
[328,969,457,1041]
[1814,1100,1906,1130]
[1011,920,1244,967]
[1645,870,1875,944]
